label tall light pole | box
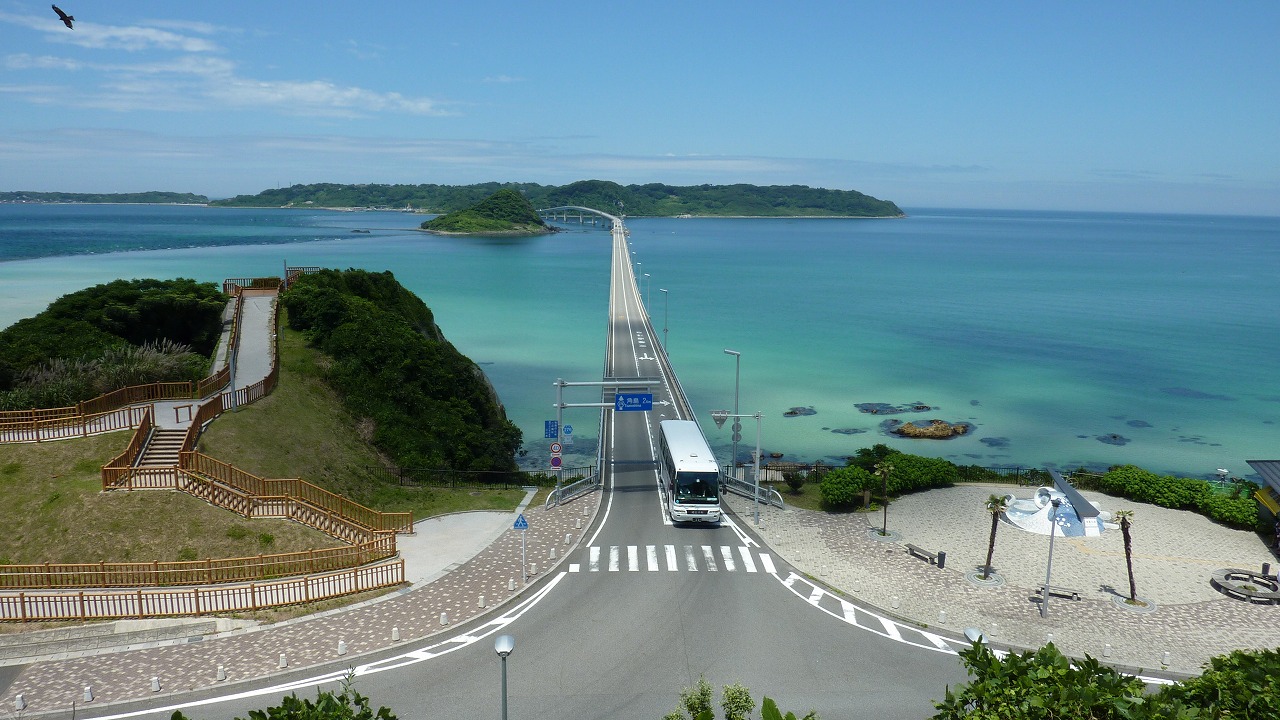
[1041,498,1063,619]
[660,288,668,351]
[723,349,741,475]
[495,634,515,720]
[711,409,763,525]
[643,272,650,309]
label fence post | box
[78,591,86,621]
[137,589,144,618]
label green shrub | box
[1099,465,1260,530]
[819,466,873,509]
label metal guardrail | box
[545,465,600,508]
[720,469,785,509]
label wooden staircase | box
[138,428,187,469]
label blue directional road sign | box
[514,514,528,530]
[544,420,559,439]
[563,424,573,435]
[615,393,654,412]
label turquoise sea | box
[1,204,1277,480]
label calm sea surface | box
[2,204,1277,479]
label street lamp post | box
[1041,498,1063,619]
[495,634,515,720]
[723,349,740,474]
[643,272,650,309]
[711,409,763,526]
[660,288,668,351]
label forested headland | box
[211,180,904,217]
[0,191,209,204]
[281,269,522,472]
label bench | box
[905,543,939,565]
[1036,585,1083,601]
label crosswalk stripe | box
[719,546,736,572]
[583,545,771,575]
[701,545,718,571]
[878,616,902,641]
[807,587,824,605]
[840,598,857,623]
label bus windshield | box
[674,472,719,504]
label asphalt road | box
[81,217,969,720]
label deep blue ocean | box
[1,203,1277,480]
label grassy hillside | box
[0,432,340,565]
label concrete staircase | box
[138,427,187,468]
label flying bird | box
[52,4,74,29]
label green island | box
[418,188,552,235]
[0,190,209,204]
[211,179,904,217]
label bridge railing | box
[545,466,599,508]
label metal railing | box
[545,466,600,508]
[720,466,785,509]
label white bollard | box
[549,547,557,560]
[337,640,347,656]
[279,654,288,668]
[852,580,860,592]
[990,623,999,637]
[1104,643,1112,657]
[530,562,537,575]
[891,596,899,609]
[1162,651,1171,666]
[440,612,449,626]
[575,518,582,529]
[479,594,486,608]
[84,686,94,702]
[508,578,516,591]
[938,610,947,624]
[565,532,572,545]
[392,627,401,642]
[217,665,227,682]
[152,676,161,692]
[15,695,26,711]
[1046,633,1054,644]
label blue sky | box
[1,1,1277,214]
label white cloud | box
[483,75,523,84]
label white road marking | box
[701,545,718,571]
[720,546,736,572]
[569,563,580,573]
[608,545,619,572]
[684,545,698,571]
[628,545,639,571]
[647,545,659,571]
[738,546,757,573]
[665,544,678,571]
[589,546,600,572]
[760,554,777,576]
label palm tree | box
[1116,510,1137,602]
[874,461,894,536]
[983,494,1008,580]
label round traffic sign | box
[550,442,563,454]
[550,456,563,468]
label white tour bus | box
[658,419,722,524]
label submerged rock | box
[1097,433,1130,446]
[784,406,817,417]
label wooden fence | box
[0,535,397,590]
[182,453,414,534]
[100,407,155,488]
[1,405,149,444]
[0,561,405,622]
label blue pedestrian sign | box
[544,420,559,439]
[514,514,528,530]
[563,424,573,435]
[615,393,654,412]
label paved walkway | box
[724,483,1279,676]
